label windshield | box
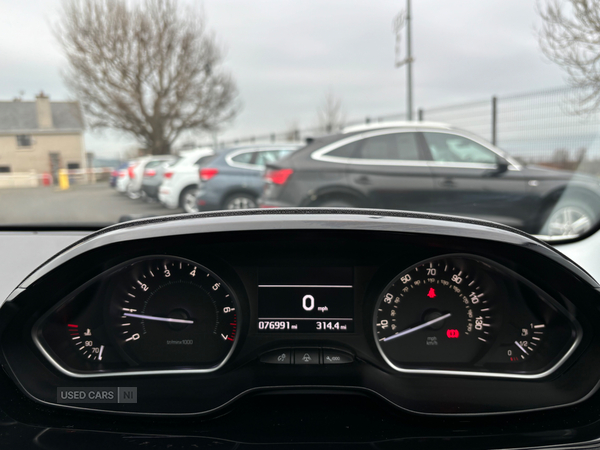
[2,0,600,241]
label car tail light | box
[118,170,126,178]
[164,171,173,179]
[200,168,219,181]
[264,168,293,185]
[127,165,136,179]
[144,169,156,177]
[111,170,117,177]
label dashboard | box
[2,209,600,448]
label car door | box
[344,130,436,211]
[422,131,531,228]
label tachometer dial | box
[374,255,499,372]
[108,256,239,370]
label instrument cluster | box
[35,252,578,379]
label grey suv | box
[259,122,600,237]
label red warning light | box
[427,288,436,298]
[446,329,459,338]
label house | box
[0,93,85,177]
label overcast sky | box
[0,0,567,159]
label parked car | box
[140,158,180,202]
[196,144,301,211]
[125,154,177,199]
[115,159,140,194]
[158,147,215,213]
[109,162,129,188]
[259,121,600,236]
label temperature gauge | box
[67,324,106,362]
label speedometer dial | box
[108,256,239,370]
[374,255,499,372]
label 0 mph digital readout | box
[257,267,354,333]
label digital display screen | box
[257,267,354,333]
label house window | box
[0,166,10,173]
[16,135,32,147]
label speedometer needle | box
[123,313,194,324]
[382,313,452,342]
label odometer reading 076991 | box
[374,255,498,371]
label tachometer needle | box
[514,341,529,355]
[383,313,452,342]
[98,345,104,361]
[123,313,194,324]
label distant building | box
[0,93,85,176]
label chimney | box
[35,91,53,129]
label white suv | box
[158,148,215,213]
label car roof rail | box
[342,120,452,134]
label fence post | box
[418,109,424,121]
[366,116,371,124]
[491,96,497,145]
[270,133,276,142]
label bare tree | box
[317,89,346,133]
[55,0,239,154]
[284,120,301,142]
[538,0,600,112]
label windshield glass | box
[1,0,600,241]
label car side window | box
[254,150,282,167]
[355,133,420,160]
[423,133,498,164]
[230,152,254,164]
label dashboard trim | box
[5,209,598,305]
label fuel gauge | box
[507,323,545,362]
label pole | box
[406,0,413,121]
[491,96,497,146]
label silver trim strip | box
[258,284,353,288]
[311,127,522,171]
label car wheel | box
[540,198,597,237]
[224,194,258,210]
[126,183,141,200]
[180,187,199,213]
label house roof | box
[0,100,84,133]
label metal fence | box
[211,86,600,170]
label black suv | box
[259,122,600,236]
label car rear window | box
[327,141,361,157]
[231,152,254,164]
